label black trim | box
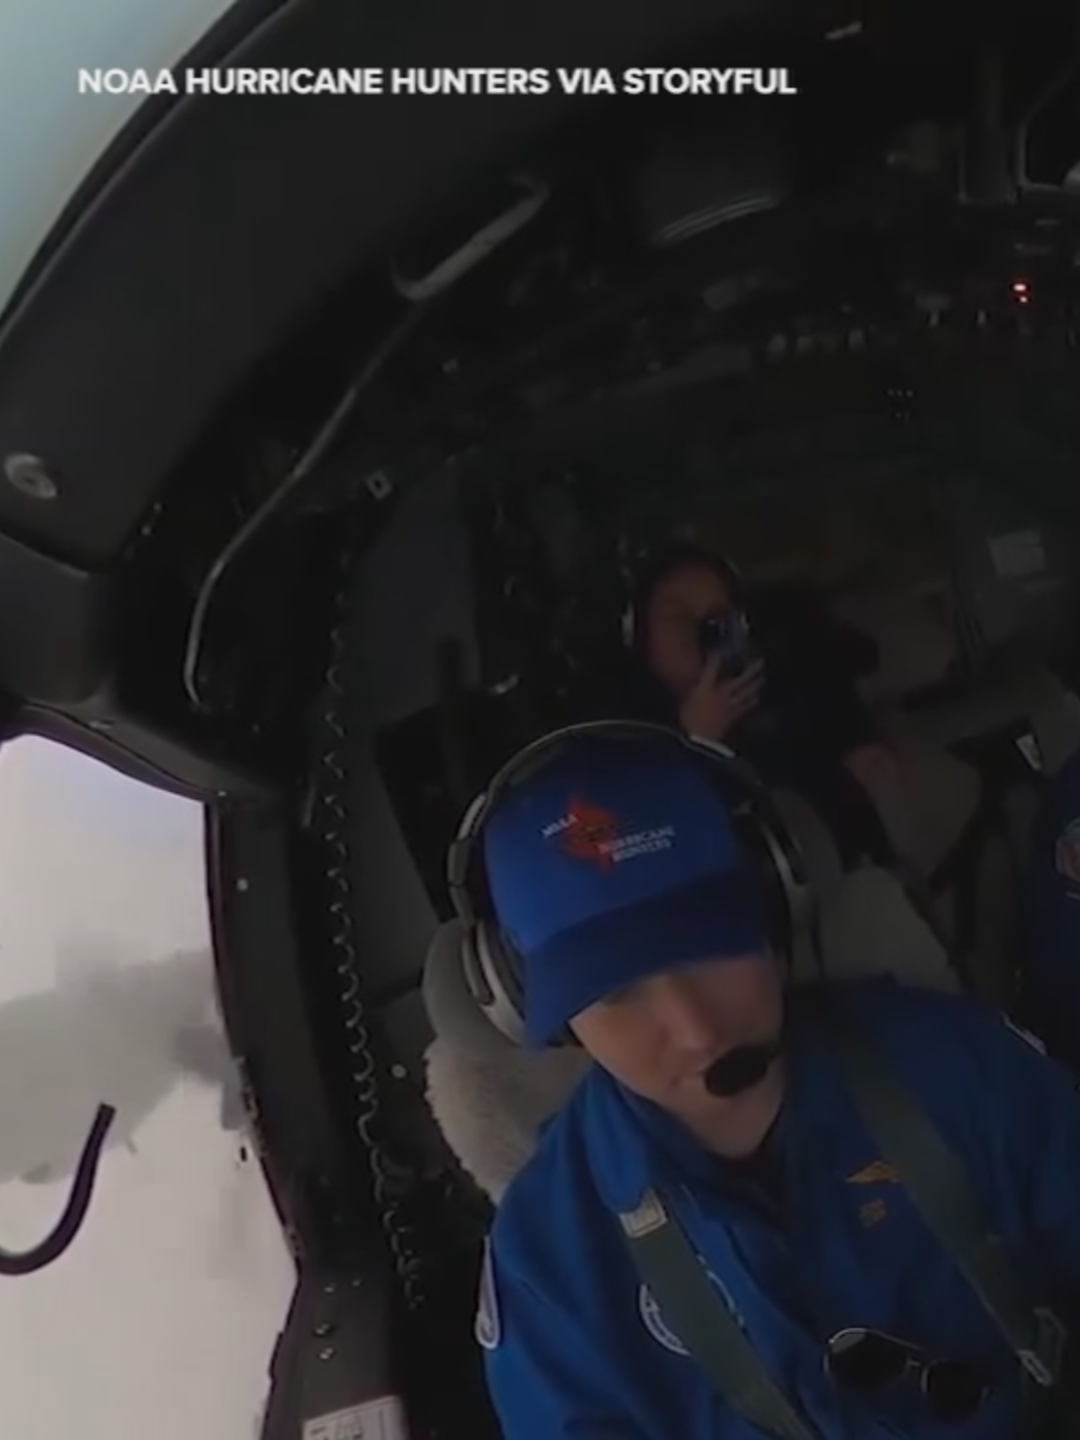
[21,708,277,805]
[206,802,382,1261]
[0,526,112,703]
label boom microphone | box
[703,1041,782,1097]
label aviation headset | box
[446,719,813,1047]
[620,540,746,653]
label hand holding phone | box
[680,653,766,742]
[697,611,755,678]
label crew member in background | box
[475,730,1080,1440]
[613,541,902,868]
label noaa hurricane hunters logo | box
[639,1284,689,1354]
[555,797,622,869]
[638,1271,746,1355]
[541,796,675,868]
[1055,818,1080,892]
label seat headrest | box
[422,919,515,1057]
[422,920,589,1199]
[805,867,959,994]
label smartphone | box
[697,611,755,679]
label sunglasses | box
[825,1327,991,1423]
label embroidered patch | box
[845,1159,900,1186]
[638,1269,745,1355]
[474,1239,501,1351]
[1002,1015,1046,1054]
[859,1198,888,1228]
[638,1283,688,1355]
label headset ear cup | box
[470,920,528,1045]
[683,732,812,954]
[468,918,576,1049]
[460,925,493,1010]
[483,922,526,1019]
[755,814,814,953]
[732,815,790,955]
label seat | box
[422,857,957,1203]
[875,663,1080,1005]
[837,577,1080,1000]
[769,784,959,994]
[797,867,959,995]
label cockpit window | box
[0,737,292,1435]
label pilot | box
[616,541,899,869]
[472,729,1080,1439]
[1022,743,1080,1071]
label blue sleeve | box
[478,1235,649,1440]
[969,1011,1080,1291]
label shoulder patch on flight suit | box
[638,1284,689,1355]
[637,1267,745,1355]
[475,1238,501,1350]
[1002,1014,1046,1054]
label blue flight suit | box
[1024,746,1080,1068]
[479,978,1080,1439]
